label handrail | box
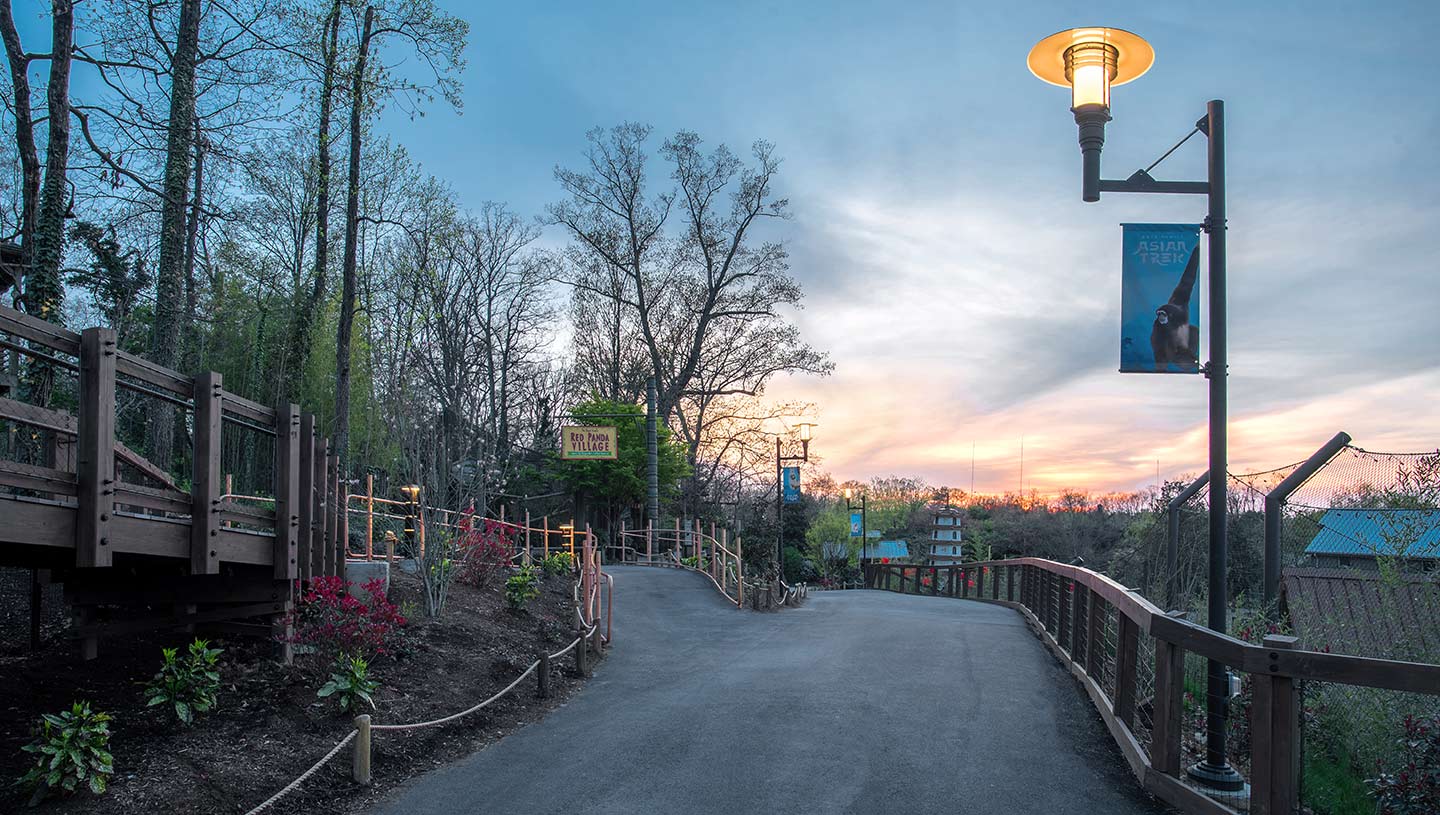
[863,558,1439,815]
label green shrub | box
[541,551,573,577]
[18,702,114,804]
[144,638,222,726]
[317,653,379,712]
[505,567,541,610]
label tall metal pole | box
[1193,99,1242,790]
[861,495,867,563]
[775,436,783,572]
[646,376,659,532]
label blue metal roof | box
[863,540,910,560]
[1303,508,1440,559]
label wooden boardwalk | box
[0,304,347,658]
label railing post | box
[1114,613,1140,728]
[311,437,327,578]
[538,651,551,699]
[365,473,375,560]
[1058,576,1072,652]
[1251,635,1300,815]
[191,371,223,575]
[991,566,1000,600]
[297,415,316,582]
[1150,616,1186,776]
[274,403,300,581]
[930,566,939,596]
[1086,593,1105,678]
[76,327,116,569]
[352,714,371,785]
[1072,584,1088,664]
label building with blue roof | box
[1302,508,1440,569]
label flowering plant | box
[283,576,405,660]
[456,513,516,588]
[1368,714,1440,814]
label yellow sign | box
[561,426,618,460]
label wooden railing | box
[615,521,745,607]
[863,559,1440,815]
[0,304,349,657]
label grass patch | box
[1303,750,1373,815]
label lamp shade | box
[1027,27,1154,111]
[796,422,815,442]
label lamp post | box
[775,422,816,576]
[1028,27,1240,793]
[400,484,421,554]
[844,487,868,564]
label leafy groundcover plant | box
[317,653,380,713]
[18,702,114,805]
[505,566,541,610]
[144,638,222,725]
[541,551,573,577]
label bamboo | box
[365,473,374,560]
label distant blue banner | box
[849,512,863,537]
[1121,223,1202,374]
[782,467,801,503]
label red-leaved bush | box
[283,577,405,659]
[456,511,517,588]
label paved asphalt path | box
[370,566,1170,814]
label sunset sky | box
[32,1,1439,495]
[406,0,1438,495]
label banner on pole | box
[1120,223,1202,374]
[561,426,618,460]
[850,512,863,537]
[782,467,801,503]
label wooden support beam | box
[274,403,300,580]
[312,437,328,579]
[76,327,116,568]
[297,414,316,583]
[190,371,223,574]
[1251,635,1300,815]
[1150,625,1185,776]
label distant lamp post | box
[1029,27,1241,794]
[400,484,422,554]
[845,487,868,564]
[775,422,817,574]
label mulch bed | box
[0,568,599,813]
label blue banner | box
[849,512,863,537]
[1120,223,1202,374]
[782,466,801,503]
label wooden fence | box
[615,521,745,607]
[0,304,348,659]
[863,559,1440,815]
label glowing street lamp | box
[1027,27,1154,202]
[1029,27,1242,795]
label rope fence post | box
[537,651,551,699]
[351,714,371,785]
[576,631,590,677]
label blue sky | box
[27,1,1440,493]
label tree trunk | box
[333,4,373,478]
[181,122,204,373]
[147,0,201,471]
[283,0,341,402]
[0,0,38,286]
[22,0,74,411]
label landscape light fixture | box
[1029,26,1243,796]
[1027,27,1154,201]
